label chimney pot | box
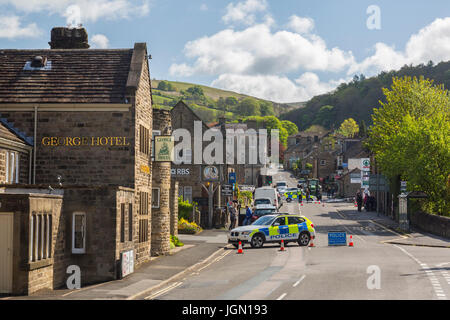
[48,27,90,49]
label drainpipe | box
[33,106,38,184]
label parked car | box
[254,186,279,208]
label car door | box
[268,216,287,241]
[287,216,306,240]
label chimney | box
[48,27,90,49]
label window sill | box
[27,258,53,270]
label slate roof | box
[0,49,134,104]
[0,119,32,145]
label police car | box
[228,214,315,248]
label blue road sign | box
[229,172,236,184]
[328,231,347,246]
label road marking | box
[293,275,306,287]
[197,250,231,272]
[393,245,447,300]
[144,281,183,300]
[276,293,287,300]
[335,211,366,243]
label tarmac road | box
[142,170,450,300]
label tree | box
[281,120,298,136]
[186,85,204,97]
[225,96,238,106]
[237,97,260,116]
[314,105,335,128]
[157,80,168,91]
[260,101,274,116]
[337,118,359,137]
[368,76,450,215]
[359,120,368,137]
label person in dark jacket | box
[356,191,363,212]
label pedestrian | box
[229,203,237,230]
[306,187,310,202]
[243,205,252,225]
[363,193,368,211]
[356,190,363,212]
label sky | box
[1,0,450,103]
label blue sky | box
[1,0,450,102]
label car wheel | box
[286,198,292,203]
[298,232,310,246]
[251,233,265,248]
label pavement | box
[334,203,450,248]
[6,229,231,300]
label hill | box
[151,80,302,123]
[280,60,450,131]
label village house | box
[0,27,175,295]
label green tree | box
[237,97,260,116]
[260,101,274,116]
[314,105,335,128]
[337,118,359,137]
[225,96,238,106]
[281,120,298,136]
[186,85,204,97]
[157,80,168,91]
[369,76,450,215]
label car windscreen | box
[255,199,271,205]
[254,209,276,216]
[253,215,276,225]
[276,182,287,186]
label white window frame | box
[183,186,193,204]
[152,188,160,208]
[5,151,19,184]
[72,212,86,254]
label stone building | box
[0,27,173,295]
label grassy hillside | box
[280,60,450,131]
[151,80,301,123]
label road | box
[137,170,450,300]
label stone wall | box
[410,211,450,239]
[0,111,135,187]
[0,193,65,295]
[151,109,171,255]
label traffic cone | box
[348,235,354,247]
[309,236,315,247]
[279,240,286,251]
[237,241,243,254]
[300,202,303,206]
[354,202,357,207]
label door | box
[268,216,287,241]
[0,212,14,293]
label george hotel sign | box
[42,136,131,147]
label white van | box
[254,187,279,208]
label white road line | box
[293,275,306,287]
[276,293,287,300]
[393,245,447,300]
[144,282,183,300]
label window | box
[151,130,161,159]
[152,188,160,208]
[320,160,326,166]
[139,192,149,243]
[178,186,183,199]
[273,217,286,226]
[128,204,133,241]
[140,125,150,155]
[183,186,192,204]
[288,216,305,225]
[29,213,52,262]
[5,151,19,184]
[120,204,125,243]
[72,212,86,254]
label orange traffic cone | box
[354,202,357,207]
[237,241,243,254]
[279,239,286,251]
[300,202,303,206]
[309,236,315,247]
[348,235,354,247]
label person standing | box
[243,205,252,225]
[356,190,363,212]
[229,203,237,230]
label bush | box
[178,196,193,220]
[178,218,202,234]
[170,235,184,247]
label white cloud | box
[200,4,208,11]
[0,0,150,24]
[287,15,314,34]
[0,15,42,39]
[222,0,268,26]
[211,72,348,103]
[169,23,355,77]
[91,34,109,48]
[349,17,450,75]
